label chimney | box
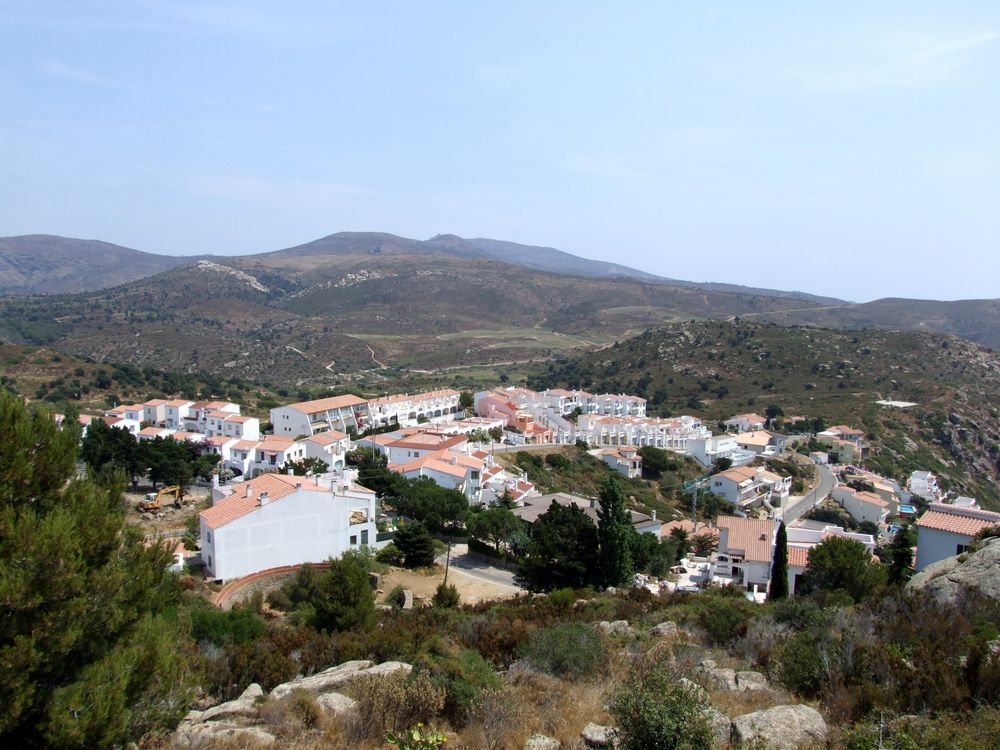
[590,498,598,509]
[287,467,294,475]
[246,485,253,498]
[295,482,302,490]
[260,491,270,504]
[651,510,657,520]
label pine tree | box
[0,390,196,747]
[597,476,634,588]
[393,520,436,568]
[769,521,789,600]
[887,527,915,585]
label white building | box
[163,399,195,429]
[366,389,462,428]
[915,503,1000,571]
[724,413,767,433]
[382,432,469,465]
[908,470,941,502]
[389,450,484,500]
[688,434,753,467]
[200,473,379,581]
[300,431,351,473]
[271,395,368,437]
[600,446,643,479]
[832,486,889,526]
[714,516,776,591]
[577,414,709,450]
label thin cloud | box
[35,60,119,88]
[780,28,999,93]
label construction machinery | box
[140,485,181,512]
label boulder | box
[597,620,633,637]
[698,666,738,692]
[315,692,357,716]
[906,537,1000,607]
[174,722,276,747]
[581,722,614,747]
[649,621,678,638]
[402,589,414,610]
[735,671,769,691]
[677,677,708,702]
[269,660,413,700]
[703,706,731,750]
[524,734,561,750]
[731,705,827,750]
[195,682,264,722]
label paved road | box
[436,543,522,591]
[782,462,836,524]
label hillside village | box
[80,383,998,601]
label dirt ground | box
[376,565,520,607]
[124,484,212,535]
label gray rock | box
[699,666,738,691]
[185,683,263,723]
[731,705,828,750]
[581,722,614,747]
[402,589,414,610]
[649,621,678,638]
[677,677,708,702]
[174,722,276,747]
[315,692,357,716]
[597,620,633,637]
[907,538,1000,607]
[699,659,717,669]
[525,734,561,750]
[736,671,769,691]
[703,706,731,750]
[269,660,412,700]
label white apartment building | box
[200,473,379,580]
[366,389,462,428]
[576,414,709,450]
[271,395,368,437]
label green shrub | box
[377,543,405,566]
[190,607,265,646]
[433,582,460,608]
[610,648,712,750]
[518,622,606,679]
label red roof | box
[200,474,327,529]
[917,503,1000,537]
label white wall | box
[915,526,973,572]
[202,489,377,580]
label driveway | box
[436,543,522,591]
[782,462,837,524]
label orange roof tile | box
[787,546,810,568]
[284,395,367,413]
[716,516,775,563]
[917,504,1000,537]
[303,430,347,445]
[200,474,327,529]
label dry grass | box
[710,687,789,718]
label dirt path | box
[377,565,519,606]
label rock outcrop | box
[184,683,263,723]
[269,659,411,699]
[730,704,828,749]
[581,722,614,747]
[649,621,678,638]
[907,536,1000,607]
[525,734,561,750]
[315,692,358,716]
[596,620,633,637]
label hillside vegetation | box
[531,321,1000,506]
[0,252,821,385]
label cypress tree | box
[597,476,634,588]
[769,521,789,600]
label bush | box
[544,453,571,470]
[377,543,405,566]
[346,671,446,743]
[190,606,265,646]
[426,648,502,726]
[518,622,606,679]
[610,648,712,750]
[433,582,460,608]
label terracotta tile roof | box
[716,516,776,563]
[391,453,470,479]
[734,430,776,447]
[387,433,467,451]
[257,437,296,451]
[917,503,1000,537]
[139,426,170,437]
[231,440,260,452]
[787,546,811,568]
[660,519,720,540]
[716,466,761,483]
[165,399,194,407]
[201,474,327,529]
[224,415,254,423]
[728,413,766,423]
[302,430,347,445]
[284,395,367,413]
[143,399,167,406]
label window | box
[350,535,358,546]
[207,531,212,543]
[957,544,971,555]
[361,530,369,545]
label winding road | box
[782,462,837,524]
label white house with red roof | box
[163,399,195,429]
[389,450,484,499]
[300,430,351,472]
[600,446,643,479]
[382,432,469,465]
[724,413,767,433]
[832,486,890,526]
[199,473,379,580]
[915,503,1000,571]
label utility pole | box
[443,539,452,585]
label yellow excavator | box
[140,486,181,512]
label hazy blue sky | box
[2,2,999,301]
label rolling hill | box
[0,235,196,294]
[530,320,1000,505]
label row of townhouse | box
[540,389,647,418]
[576,414,710,450]
[200,432,350,478]
[106,398,260,440]
[270,389,464,438]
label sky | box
[2,1,999,302]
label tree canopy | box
[800,535,886,602]
[517,501,599,592]
[597,477,634,587]
[0,390,195,747]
